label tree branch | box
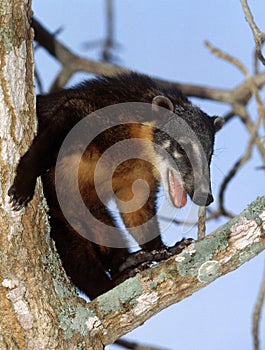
[240,0,265,65]
[31,17,265,107]
[31,18,128,91]
[204,39,265,162]
[197,206,206,239]
[71,196,265,346]
[217,129,256,218]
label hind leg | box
[52,159,130,291]
[50,217,114,300]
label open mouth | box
[168,169,187,208]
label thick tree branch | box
[61,196,264,347]
[7,196,260,348]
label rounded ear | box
[152,95,174,113]
[213,117,224,132]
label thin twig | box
[217,102,263,218]
[102,0,115,62]
[240,0,265,65]
[205,40,264,109]
[205,41,249,76]
[217,147,253,218]
[233,103,265,162]
[197,206,206,239]
[253,265,265,350]
[217,105,263,218]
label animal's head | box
[152,95,223,208]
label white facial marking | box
[191,142,201,158]
[173,151,182,159]
[161,140,171,149]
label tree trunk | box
[0,1,100,349]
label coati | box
[9,72,223,300]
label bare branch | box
[233,103,265,162]
[82,0,120,64]
[204,39,265,164]
[32,18,265,107]
[31,18,128,91]
[102,0,116,63]
[218,101,263,216]
[205,41,249,76]
[217,141,253,217]
[240,0,265,65]
[205,40,265,120]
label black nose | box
[193,192,214,206]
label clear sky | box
[32,1,265,349]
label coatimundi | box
[9,72,223,300]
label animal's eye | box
[176,143,185,155]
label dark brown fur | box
[9,72,223,299]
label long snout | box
[192,191,214,206]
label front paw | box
[119,250,153,273]
[119,239,194,273]
[8,177,36,211]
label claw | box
[12,202,23,211]
[167,238,194,255]
[119,239,194,274]
[11,197,29,211]
[8,185,31,211]
[8,187,14,199]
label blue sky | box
[33,1,265,349]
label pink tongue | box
[168,170,187,208]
